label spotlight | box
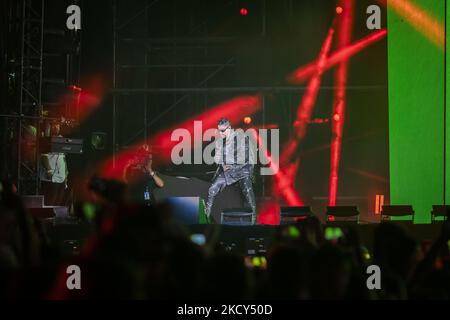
[333,113,340,121]
[336,6,343,14]
[240,7,248,16]
[243,116,252,125]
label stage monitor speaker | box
[279,206,313,224]
[326,206,360,223]
[221,208,253,226]
[381,205,414,221]
[431,205,450,221]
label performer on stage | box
[123,144,164,205]
[205,118,257,224]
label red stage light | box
[240,7,248,16]
[250,130,303,206]
[336,6,343,14]
[329,0,354,207]
[258,201,280,225]
[280,26,335,166]
[287,29,387,84]
[243,116,252,124]
[333,113,340,121]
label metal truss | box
[17,0,44,194]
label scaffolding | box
[16,0,44,194]
[0,0,80,195]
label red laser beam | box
[346,167,388,183]
[280,26,335,165]
[249,130,303,206]
[258,201,280,225]
[329,0,354,206]
[287,29,387,84]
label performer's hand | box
[46,169,53,179]
[223,165,231,171]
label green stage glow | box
[288,226,301,239]
[388,0,446,223]
[82,202,96,222]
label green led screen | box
[388,0,447,223]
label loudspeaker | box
[326,206,360,223]
[381,205,414,222]
[221,208,253,226]
[279,206,313,224]
[432,205,450,221]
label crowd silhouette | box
[1,178,450,300]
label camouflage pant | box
[205,173,256,224]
